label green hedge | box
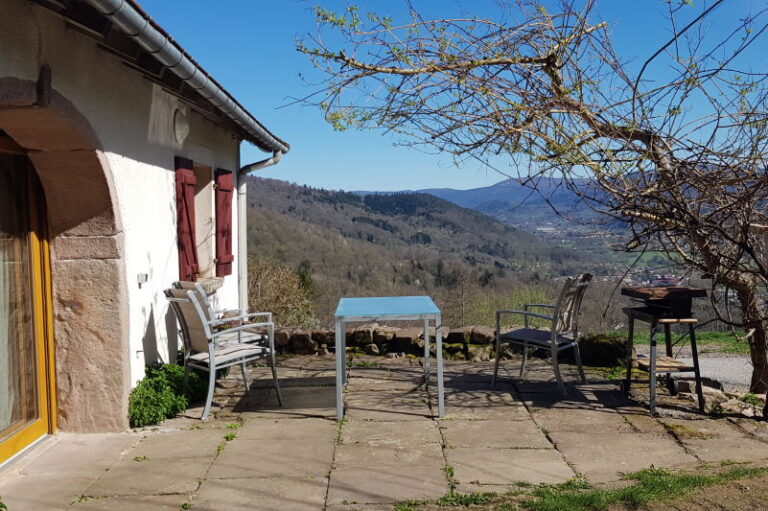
[128,364,207,428]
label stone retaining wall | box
[271,324,629,365]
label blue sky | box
[140,0,765,191]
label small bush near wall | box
[128,364,206,428]
[247,257,316,327]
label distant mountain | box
[356,178,633,271]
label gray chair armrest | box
[209,312,273,326]
[496,310,554,329]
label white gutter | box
[84,0,289,154]
[237,152,283,310]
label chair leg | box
[519,341,529,378]
[551,345,566,395]
[573,343,588,384]
[240,362,250,396]
[182,357,190,391]
[202,367,216,421]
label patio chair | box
[493,273,593,394]
[165,288,283,420]
[173,280,270,343]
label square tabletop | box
[335,296,440,318]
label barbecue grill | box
[621,286,707,317]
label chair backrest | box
[553,273,593,336]
[174,281,214,322]
[165,288,212,353]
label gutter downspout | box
[237,151,282,310]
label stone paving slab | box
[0,474,97,510]
[446,446,574,485]
[345,390,434,421]
[231,386,335,418]
[441,419,551,448]
[70,494,188,510]
[130,428,229,459]
[548,431,697,482]
[349,367,427,382]
[86,455,211,496]
[237,417,337,440]
[207,438,334,479]
[327,464,448,505]
[16,432,139,479]
[193,476,328,511]
[530,406,634,434]
[346,376,424,392]
[661,418,768,463]
[335,443,445,468]
[440,385,526,417]
[342,420,441,446]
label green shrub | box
[128,364,207,428]
[0,497,6,511]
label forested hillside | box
[245,178,615,324]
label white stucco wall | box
[0,0,246,386]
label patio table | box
[334,296,445,420]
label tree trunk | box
[735,287,768,417]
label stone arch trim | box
[0,77,130,432]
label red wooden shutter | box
[175,157,199,281]
[214,168,235,277]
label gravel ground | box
[677,356,753,391]
[635,346,752,391]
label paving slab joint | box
[435,416,457,492]
[657,420,702,461]
[726,417,768,444]
[512,383,580,477]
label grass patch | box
[393,491,496,509]
[133,455,148,462]
[348,360,381,368]
[224,432,237,441]
[624,330,749,354]
[437,492,497,506]
[523,466,768,511]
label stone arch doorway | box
[0,76,129,443]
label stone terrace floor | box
[3,356,768,510]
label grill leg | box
[690,324,705,413]
[623,317,635,396]
[664,324,676,395]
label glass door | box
[0,145,53,465]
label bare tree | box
[298,0,768,411]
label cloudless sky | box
[140,0,766,191]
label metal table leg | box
[435,315,445,418]
[423,319,430,383]
[335,319,344,421]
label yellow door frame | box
[0,150,56,465]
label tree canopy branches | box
[298,0,768,399]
